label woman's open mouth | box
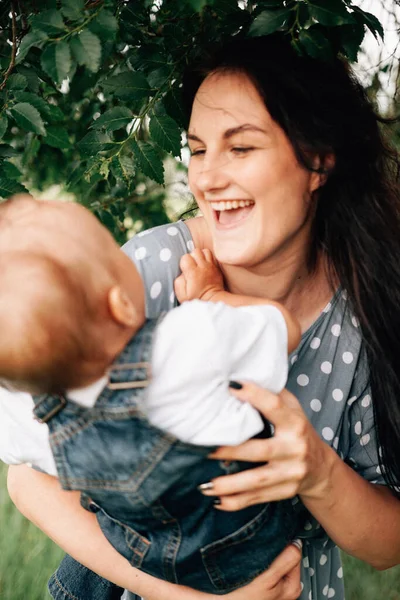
[210,200,255,227]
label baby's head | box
[0,196,145,394]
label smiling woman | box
[187,71,322,268]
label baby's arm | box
[174,249,300,353]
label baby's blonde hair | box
[0,251,96,393]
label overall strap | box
[32,315,165,423]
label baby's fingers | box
[174,274,187,303]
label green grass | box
[1,462,400,599]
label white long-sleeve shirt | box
[0,300,288,476]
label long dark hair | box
[182,34,400,493]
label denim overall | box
[33,318,299,599]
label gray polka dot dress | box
[122,221,385,600]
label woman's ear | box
[108,286,140,327]
[309,153,336,193]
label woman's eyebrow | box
[187,123,269,144]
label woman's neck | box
[224,254,334,333]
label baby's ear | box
[108,286,139,327]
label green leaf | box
[0,161,22,180]
[352,8,384,41]
[131,140,164,185]
[10,102,46,136]
[13,93,65,124]
[99,209,116,232]
[7,74,28,91]
[338,24,365,62]
[89,10,118,41]
[118,155,135,183]
[91,107,132,132]
[0,116,8,140]
[308,0,355,27]
[163,84,188,130]
[13,92,49,117]
[147,66,172,89]
[183,0,208,11]
[46,104,65,123]
[41,41,71,85]
[99,159,110,179]
[45,125,71,148]
[149,114,181,157]
[16,67,40,92]
[102,72,151,101]
[298,28,333,60]
[0,178,28,198]
[16,30,48,63]
[249,8,292,37]
[77,131,114,156]
[30,9,65,35]
[0,145,19,158]
[70,30,101,73]
[61,0,84,20]
[22,135,40,166]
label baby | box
[0,195,301,597]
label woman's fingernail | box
[198,482,214,492]
[213,498,222,505]
[291,539,303,551]
[229,380,243,390]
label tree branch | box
[0,1,18,92]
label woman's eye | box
[190,149,205,156]
[232,147,254,155]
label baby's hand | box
[174,248,225,303]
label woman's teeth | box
[210,200,254,211]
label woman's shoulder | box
[122,220,194,261]
[122,221,194,318]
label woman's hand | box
[224,542,302,600]
[199,382,334,510]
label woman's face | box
[188,71,321,269]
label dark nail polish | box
[229,380,243,390]
[198,482,214,492]
[213,498,221,505]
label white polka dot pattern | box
[297,374,309,386]
[342,351,353,364]
[321,361,332,374]
[135,247,147,260]
[332,389,343,402]
[150,281,162,299]
[322,427,334,441]
[310,399,322,412]
[310,337,321,349]
[160,248,172,262]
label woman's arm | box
[200,383,400,570]
[7,465,302,600]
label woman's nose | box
[194,158,231,194]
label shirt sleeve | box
[145,300,288,446]
[0,388,57,476]
[338,349,385,485]
[344,386,385,484]
[122,222,193,318]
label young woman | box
[8,33,400,600]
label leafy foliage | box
[0,0,391,241]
